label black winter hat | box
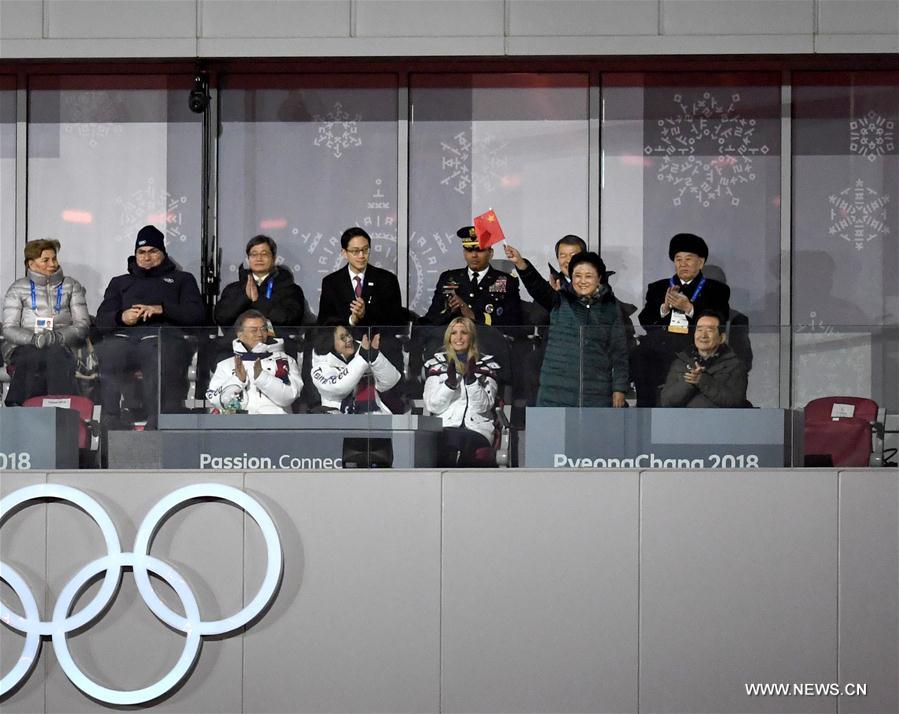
[668,233,708,261]
[135,225,166,255]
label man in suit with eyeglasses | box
[317,227,405,330]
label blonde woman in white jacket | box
[310,323,401,414]
[423,317,500,467]
[206,311,302,415]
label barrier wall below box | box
[1,470,896,714]
[525,407,803,467]
[0,407,80,469]
[108,414,444,469]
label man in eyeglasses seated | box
[215,235,306,333]
[206,310,302,415]
[317,227,405,329]
[421,226,522,328]
[659,310,747,408]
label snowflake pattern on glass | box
[827,178,891,252]
[115,178,189,245]
[440,130,509,195]
[849,110,895,162]
[644,92,770,208]
[312,102,362,159]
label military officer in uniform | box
[422,226,522,328]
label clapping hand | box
[349,297,366,323]
[463,355,478,385]
[444,359,459,389]
[665,286,691,313]
[447,293,475,320]
[253,359,263,379]
[245,274,259,302]
[683,362,703,385]
[234,355,247,382]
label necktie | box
[354,275,362,299]
[471,272,479,290]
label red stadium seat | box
[23,394,101,465]
[804,396,880,467]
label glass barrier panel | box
[7,320,894,470]
[27,76,203,315]
[0,78,15,297]
[218,75,399,320]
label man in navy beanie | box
[96,225,204,429]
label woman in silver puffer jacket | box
[2,239,89,405]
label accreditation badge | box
[34,316,54,333]
[668,310,689,334]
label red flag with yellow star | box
[473,209,506,249]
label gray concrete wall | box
[1,0,897,58]
[1,468,897,713]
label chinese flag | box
[473,209,506,249]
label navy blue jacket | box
[96,256,204,336]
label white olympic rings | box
[0,483,282,705]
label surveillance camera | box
[188,75,209,114]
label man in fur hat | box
[634,232,731,407]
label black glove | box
[444,359,459,389]
[51,330,66,346]
[358,339,380,363]
[463,355,478,385]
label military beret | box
[668,233,708,261]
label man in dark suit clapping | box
[317,227,405,329]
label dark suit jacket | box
[422,266,522,327]
[317,264,405,327]
[638,272,730,328]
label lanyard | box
[669,275,706,304]
[30,280,63,313]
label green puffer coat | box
[519,262,630,407]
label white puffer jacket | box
[206,337,302,415]
[2,268,89,362]
[310,347,401,414]
[423,352,499,442]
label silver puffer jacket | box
[2,268,90,362]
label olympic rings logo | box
[1,483,282,706]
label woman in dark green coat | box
[505,245,629,407]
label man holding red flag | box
[422,221,521,328]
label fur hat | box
[668,233,708,261]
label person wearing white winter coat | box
[423,317,499,466]
[310,324,400,414]
[2,239,89,405]
[206,311,302,415]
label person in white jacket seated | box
[310,322,401,414]
[206,310,302,414]
[423,316,500,467]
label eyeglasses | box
[248,250,272,259]
[240,325,267,334]
[335,332,355,343]
[345,247,370,256]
